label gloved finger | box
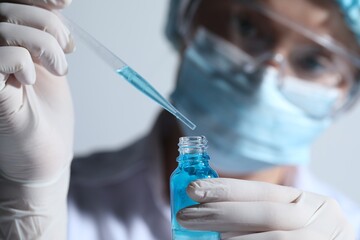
[0,3,75,53]
[222,230,323,240]
[0,23,68,76]
[187,178,302,203]
[0,72,8,90]
[0,46,36,85]
[0,76,24,122]
[0,0,72,9]
[305,197,355,239]
[177,196,326,232]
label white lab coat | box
[67,126,360,240]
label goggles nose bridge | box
[246,53,285,73]
[266,53,285,71]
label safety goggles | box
[177,0,360,118]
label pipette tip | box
[175,111,196,130]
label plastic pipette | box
[61,16,196,130]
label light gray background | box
[63,0,360,204]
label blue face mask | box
[171,29,332,174]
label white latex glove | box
[177,178,356,240]
[0,1,75,239]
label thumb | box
[0,47,36,85]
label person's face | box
[180,0,360,95]
[172,0,356,175]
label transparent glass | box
[170,136,220,240]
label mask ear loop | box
[344,80,360,112]
[332,57,360,115]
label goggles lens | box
[180,0,360,117]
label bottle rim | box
[178,136,208,154]
[179,135,207,146]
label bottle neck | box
[177,136,210,166]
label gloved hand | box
[0,0,75,239]
[177,178,355,240]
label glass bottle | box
[170,136,220,240]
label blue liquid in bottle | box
[170,136,220,240]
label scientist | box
[0,0,360,239]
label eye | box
[291,47,332,78]
[296,54,326,73]
[236,16,258,38]
[231,13,275,56]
